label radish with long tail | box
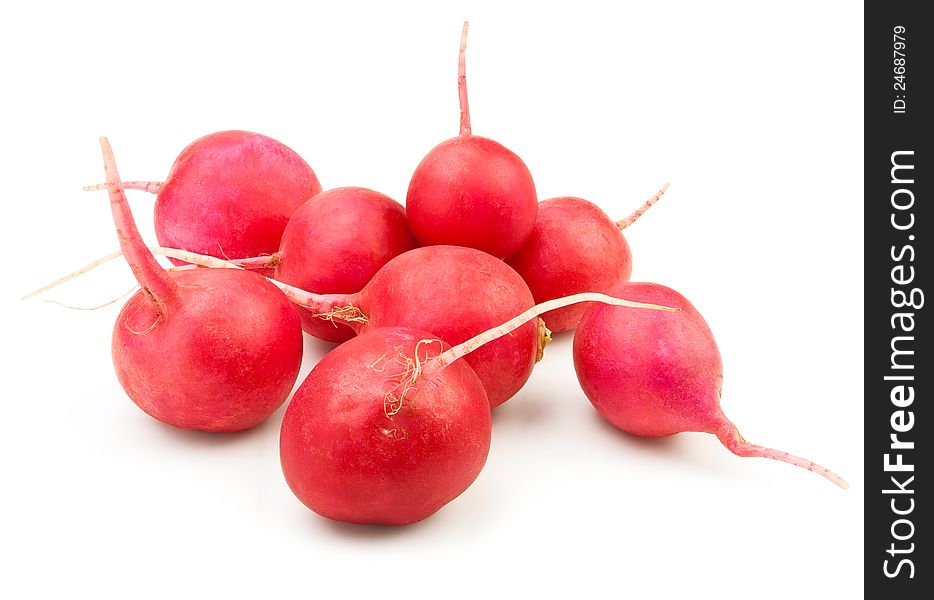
[573,281,848,488]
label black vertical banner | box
[865,1,929,595]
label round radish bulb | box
[92,131,321,265]
[358,246,539,406]
[303,245,539,407]
[99,138,304,432]
[406,22,537,258]
[248,187,417,343]
[280,327,491,525]
[573,281,848,488]
[506,185,668,333]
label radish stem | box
[715,419,849,489]
[83,181,162,193]
[458,21,471,136]
[100,138,177,310]
[433,292,679,369]
[617,182,671,230]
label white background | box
[1,1,863,598]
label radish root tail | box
[715,421,849,489]
[380,339,445,418]
[458,21,471,136]
[312,305,369,327]
[83,181,162,193]
[617,182,671,230]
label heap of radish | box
[29,21,848,531]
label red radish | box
[231,187,418,343]
[300,245,538,408]
[98,137,304,432]
[280,327,491,525]
[506,184,669,333]
[406,22,537,258]
[573,281,848,488]
[281,292,671,525]
[89,131,321,265]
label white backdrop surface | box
[1,2,863,598]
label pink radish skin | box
[100,137,304,432]
[573,281,848,488]
[248,187,417,342]
[110,131,321,266]
[406,22,537,258]
[280,327,491,525]
[506,185,668,333]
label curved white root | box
[432,292,679,369]
[21,251,124,300]
[617,182,671,229]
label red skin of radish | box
[309,245,539,408]
[506,197,632,332]
[573,281,848,487]
[100,138,304,432]
[155,130,321,265]
[280,327,491,525]
[272,187,418,343]
[114,269,304,431]
[405,22,537,259]
[406,136,538,258]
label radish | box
[281,292,673,525]
[98,137,304,432]
[230,187,418,343]
[286,245,540,408]
[506,184,668,333]
[89,131,321,265]
[280,327,491,525]
[406,22,537,258]
[573,281,848,488]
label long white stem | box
[21,250,123,300]
[433,292,679,368]
[24,246,356,320]
[617,182,671,230]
